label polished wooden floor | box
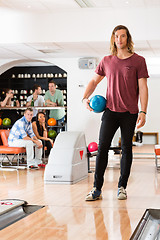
[0,145,159,240]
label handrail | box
[0,106,67,110]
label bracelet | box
[139,111,146,115]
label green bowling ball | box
[2,118,11,126]
[48,130,57,139]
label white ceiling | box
[0,0,160,66]
[1,0,160,12]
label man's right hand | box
[34,140,43,149]
[82,98,93,111]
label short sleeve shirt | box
[44,89,65,120]
[27,95,44,117]
[8,116,35,145]
[95,53,149,114]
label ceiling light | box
[74,0,93,8]
[39,49,62,54]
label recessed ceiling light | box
[74,0,93,8]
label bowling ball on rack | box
[0,118,2,125]
[89,95,106,113]
[48,130,57,139]
[88,142,98,152]
[2,118,11,126]
[48,118,57,126]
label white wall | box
[42,58,107,144]
[141,77,160,132]
[1,7,160,43]
[0,7,160,145]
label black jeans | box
[41,139,52,157]
[94,108,138,191]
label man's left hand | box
[136,113,146,129]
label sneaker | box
[28,165,39,170]
[117,186,127,200]
[27,160,38,169]
[34,159,42,165]
[38,163,46,168]
[85,187,102,201]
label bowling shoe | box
[117,186,127,200]
[85,187,102,201]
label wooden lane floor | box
[0,154,159,239]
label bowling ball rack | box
[0,199,44,230]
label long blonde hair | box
[110,25,134,55]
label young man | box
[82,25,149,201]
[26,84,45,121]
[45,80,65,125]
[8,108,43,169]
[1,89,20,124]
[1,89,20,108]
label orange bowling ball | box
[47,118,56,126]
[0,118,2,125]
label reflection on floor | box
[0,144,159,240]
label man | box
[8,108,43,169]
[26,84,45,121]
[82,25,149,201]
[1,89,20,124]
[45,80,65,125]
[1,89,20,108]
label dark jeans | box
[41,139,52,157]
[57,116,65,126]
[94,108,138,191]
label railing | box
[0,106,66,110]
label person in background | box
[0,88,20,124]
[1,89,20,108]
[32,112,53,157]
[82,25,149,201]
[26,84,45,122]
[8,108,43,169]
[45,80,65,126]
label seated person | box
[32,112,53,157]
[26,84,45,122]
[1,89,20,124]
[8,108,43,169]
[45,80,65,126]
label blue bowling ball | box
[89,95,107,113]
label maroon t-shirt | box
[95,53,149,114]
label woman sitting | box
[32,112,53,157]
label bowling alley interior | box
[0,1,160,239]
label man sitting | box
[8,108,43,169]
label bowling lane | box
[0,149,159,239]
[0,205,144,240]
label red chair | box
[0,130,26,168]
[155,145,160,170]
